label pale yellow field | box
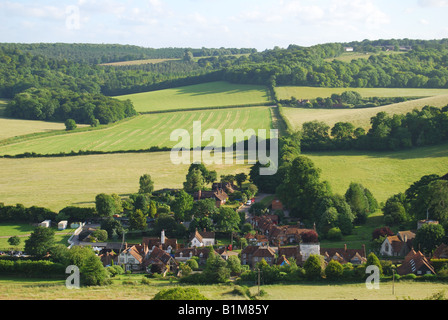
[98,58,179,66]
[281,94,448,130]
[0,151,250,211]
[0,118,69,141]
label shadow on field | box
[304,143,448,160]
[173,82,264,97]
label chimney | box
[344,244,347,252]
[161,230,166,245]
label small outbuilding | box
[58,220,68,230]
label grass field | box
[305,143,448,204]
[281,94,448,130]
[1,143,447,212]
[115,81,271,112]
[0,151,251,211]
[275,86,448,101]
[0,275,447,300]
[0,107,273,156]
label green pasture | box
[275,86,448,101]
[305,143,448,204]
[115,81,271,112]
[0,107,273,156]
[281,94,448,130]
[0,274,447,300]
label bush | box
[325,260,344,281]
[327,227,343,241]
[153,287,208,300]
[186,259,199,270]
[141,277,151,285]
[404,273,417,280]
[422,274,437,282]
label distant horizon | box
[2,37,448,52]
[1,0,447,52]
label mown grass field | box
[0,107,273,156]
[305,143,448,204]
[281,94,448,130]
[115,81,270,112]
[0,151,251,211]
[325,51,405,63]
[0,275,447,300]
[275,86,448,100]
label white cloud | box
[418,0,448,7]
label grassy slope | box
[305,143,448,204]
[115,81,270,112]
[0,107,273,156]
[281,94,448,130]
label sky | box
[0,0,447,50]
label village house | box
[241,245,277,268]
[432,243,448,259]
[244,232,269,246]
[417,219,439,230]
[118,243,149,272]
[271,198,283,211]
[193,189,228,207]
[397,250,435,276]
[321,244,367,265]
[380,231,415,257]
[145,246,178,275]
[142,230,179,254]
[249,215,316,246]
[190,228,215,247]
[174,247,216,265]
[99,250,118,267]
[216,247,240,261]
[277,246,301,264]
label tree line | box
[0,43,256,65]
[299,105,448,151]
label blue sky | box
[1,0,447,50]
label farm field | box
[0,107,273,156]
[325,51,405,63]
[304,142,448,204]
[98,58,179,66]
[115,81,271,112]
[281,94,448,130]
[1,143,447,212]
[0,151,251,211]
[275,86,448,100]
[0,275,447,300]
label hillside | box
[0,107,273,156]
[115,81,271,112]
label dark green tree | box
[138,174,154,194]
[24,226,55,259]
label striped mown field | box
[0,107,273,156]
